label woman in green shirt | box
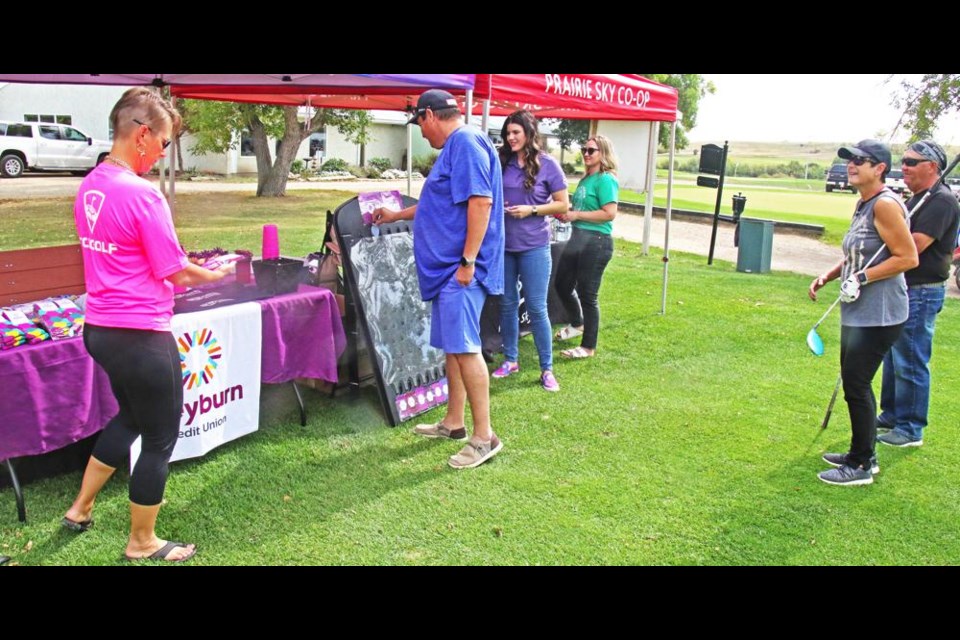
[553,135,619,359]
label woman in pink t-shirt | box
[62,88,229,563]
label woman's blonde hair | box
[109,87,182,139]
[587,135,618,175]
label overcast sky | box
[688,74,960,146]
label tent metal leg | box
[291,381,306,427]
[4,459,26,523]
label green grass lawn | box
[3,236,959,565]
[563,169,859,245]
[0,190,360,253]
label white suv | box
[885,169,907,195]
[0,121,112,178]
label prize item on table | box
[358,190,403,237]
[262,224,280,260]
[33,299,74,340]
[1,307,50,349]
[185,248,253,288]
[55,297,85,336]
[201,253,245,272]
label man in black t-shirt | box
[878,140,960,447]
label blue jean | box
[500,244,553,371]
[879,284,946,440]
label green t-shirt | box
[571,171,618,235]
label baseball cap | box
[406,89,460,126]
[838,139,891,168]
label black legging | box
[84,324,182,506]
[840,323,904,469]
[553,226,614,350]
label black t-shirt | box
[905,183,960,285]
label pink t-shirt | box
[74,162,188,331]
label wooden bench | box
[0,244,85,306]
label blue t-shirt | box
[502,153,567,252]
[413,126,504,301]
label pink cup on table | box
[262,224,279,260]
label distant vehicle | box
[946,177,960,201]
[825,163,855,193]
[0,121,111,178]
[885,169,907,194]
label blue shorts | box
[430,274,487,354]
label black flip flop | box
[61,516,94,532]
[124,541,197,563]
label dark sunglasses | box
[901,157,933,167]
[583,147,600,156]
[133,118,172,150]
[847,155,875,166]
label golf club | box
[806,152,960,356]
[820,373,842,429]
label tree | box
[340,110,375,167]
[552,119,590,165]
[892,74,960,141]
[644,74,714,151]
[180,99,349,197]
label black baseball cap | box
[406,89,460,126]
[838,139,891,168]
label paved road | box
[3,173,957,298]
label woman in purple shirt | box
[491,110,569,391]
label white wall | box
[178,134,233,173]
[595,120,654,192]
[364,123,406,168]
[325,126,358,165]
[0,83,127,140]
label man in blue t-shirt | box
[374,89,505,470]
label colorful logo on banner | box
[178,327,221,390]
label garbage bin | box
[736,218,773,273]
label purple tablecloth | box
[1,284,345,461]
[0,337,119,460]
[260,284,345,384]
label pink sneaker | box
[491,361,519,379]
[540,370,560,392]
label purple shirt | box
[502,153,567,252]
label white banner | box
[131,302,262,465]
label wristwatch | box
[856,271,868,285]
[531,205,539,216]
[460,256,476,267]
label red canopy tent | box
[171,74,682,312]
[0,74,477,91]
[172,74,676,121]
[0,73,681,312]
